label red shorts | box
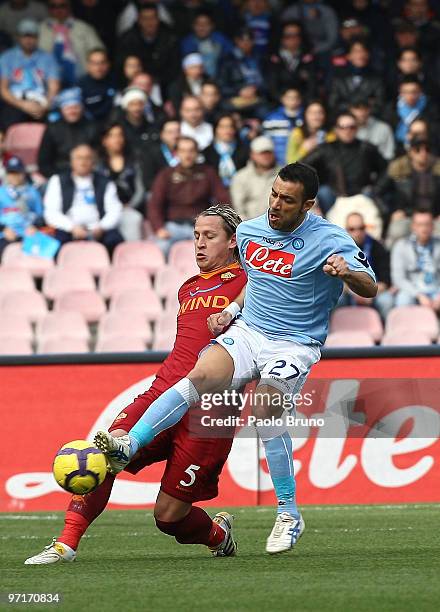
[109,389,233,503]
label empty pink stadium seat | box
[154,266,187,300]
[113,241,165,275]
[385,306,439,341]
[0,314,33,341]
[155,309,178,336]
[38,337,89,354]
[99,267,152,299]
[54,290,106,323]
[325,331,375,347]
[0,337,33,355]
[0,290,47,322]
[42,267,96,300]
[1,242,54,277]
[5,122,45,168]
[57,241,110,276]
[152,328,176,351]
[0,268,34,292]
[168,241,199,276]
[330,306,383,342]
[164,293,180,316]
[97,311,152,345]
[152,310,178,350]
[95,336,146,352]
[382,331,432,346]
[110,288,162,323]
[36,312,90,342]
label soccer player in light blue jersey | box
[96,162,377,554]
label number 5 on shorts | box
[179,464,200,487]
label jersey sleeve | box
[236,223,252,271]
[323,230,377,281]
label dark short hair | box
[349,95,370,109]
[202,79,220,91]
[400,74,422,88]
[278,162,319,202]
[87,48,108,61]
[412,208,433,218]
[235,26,254,40]
[347,38,370,53]
[213,113,237,135]
[159,118,180,132]
[138,2,158,15]
[282,20,303,32]
[193,9,214,23]
[280,86,301,98]
[335,110,357,124]
[398,46,421,61]
[176,135,198,150]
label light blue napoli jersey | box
[236,212,376,345]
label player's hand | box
[323,254,350,279]
[207,311,233,336]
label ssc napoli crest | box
[292,238,304,250]
[223,337,234,345]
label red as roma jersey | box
[151,262,246,396]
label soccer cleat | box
[209,511,237,557]
[24,539,76,565]
[94,431,131,474]
[265,512,305,554]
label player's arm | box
[324,255,378,298]
[207,284,247,335]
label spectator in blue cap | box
[0,155,44,258]
[37,86,98,177]
[0,18,60,128]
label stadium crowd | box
[1,0,440,352]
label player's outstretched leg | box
[154,492,237,557]
[95,345,234,472]
[24,428,131,565]
[24,472,115,564]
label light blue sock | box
[128,378,200,457]
[262,431,299,518]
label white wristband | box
[223,301,241,319]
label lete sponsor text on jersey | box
[245,241,295,277]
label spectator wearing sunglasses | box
[303,111,387,214]
[263,20,317,103]
[384,135,440,246]
[338,212,394,318]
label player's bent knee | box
[155,517,179,536]
[188,350,234,395]
[154,491,191,524]
[252,384,285,420]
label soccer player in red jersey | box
[25,205,246,565]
